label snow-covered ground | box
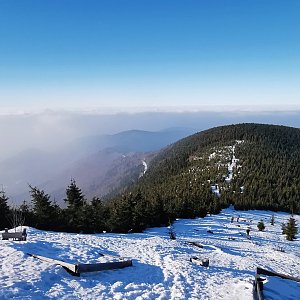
[0,208,299,300]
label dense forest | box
[1,123,299,233]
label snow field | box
[0,208,299,299]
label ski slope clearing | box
[0,208,299,300]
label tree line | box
[0,178,216,233]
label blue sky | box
[0,0,299,111]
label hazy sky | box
[0,0,300,110]
[0,0,300,112]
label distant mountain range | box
[0,127,195,205]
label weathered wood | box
[77,260,132,273]
[254,267,300,300]
[99,252,126,260]
[257,267,300,283]
[190,257,209,267]
[254,274,264,300]
[187,241,204,249]
[2,228,27,241]
[29,253,133,276]
[28,253,77,274]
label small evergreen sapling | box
[257,220,265,231]
[270,214,275,225]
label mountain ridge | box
[116,123,300,226]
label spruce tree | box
[109,193,135,233]
[64,179,86,231]
[29,185,55,229]
[64,179,85,209]
[270,214,275,225]
[285,217,298,241]
[257,220,265,231]
[86,197,105,232]
[0,189,10,230]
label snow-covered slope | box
[0,208,299,300]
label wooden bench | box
[2,228,27,241]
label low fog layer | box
[1,109,300,205]
[1,109,300,161]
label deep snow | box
[0,208,299,300]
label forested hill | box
[109,123,300,231]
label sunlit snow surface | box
[0,208,299,300]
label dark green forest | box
[1,123,299,233]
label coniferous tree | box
[0,189,10,230]
[64,179,86,231]
[270,214,275,225]
[29,185,56,229]
[86,197,106,233]
[19,200,35,227]
[132,191,151,232]
[257,220,265,231]
[285,217,298,241]
[109,193,135,233]
[64,178,85,209]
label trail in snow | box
[0,208,299,300]
[209,140,243,196]
[225,141,243,184]
[139,160,148,178]
[142,160,148,175]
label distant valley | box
[0,127,195,205]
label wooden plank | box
[187,241,204,249]
[257,267,300,283]
[99,252,126,260]
[254,274,264,300]
[28,253,77,274]
[77,260,132,273]
[254,267,300,300]
[28,253,133,276]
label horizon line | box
[1,104,300,116]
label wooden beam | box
[257,267,300,283]
[28,253,133,276]
[77,260,132,273]
[28,253,78,275]
[254,274,264,300]
[254,267,300,300]
[187,241,204,249]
